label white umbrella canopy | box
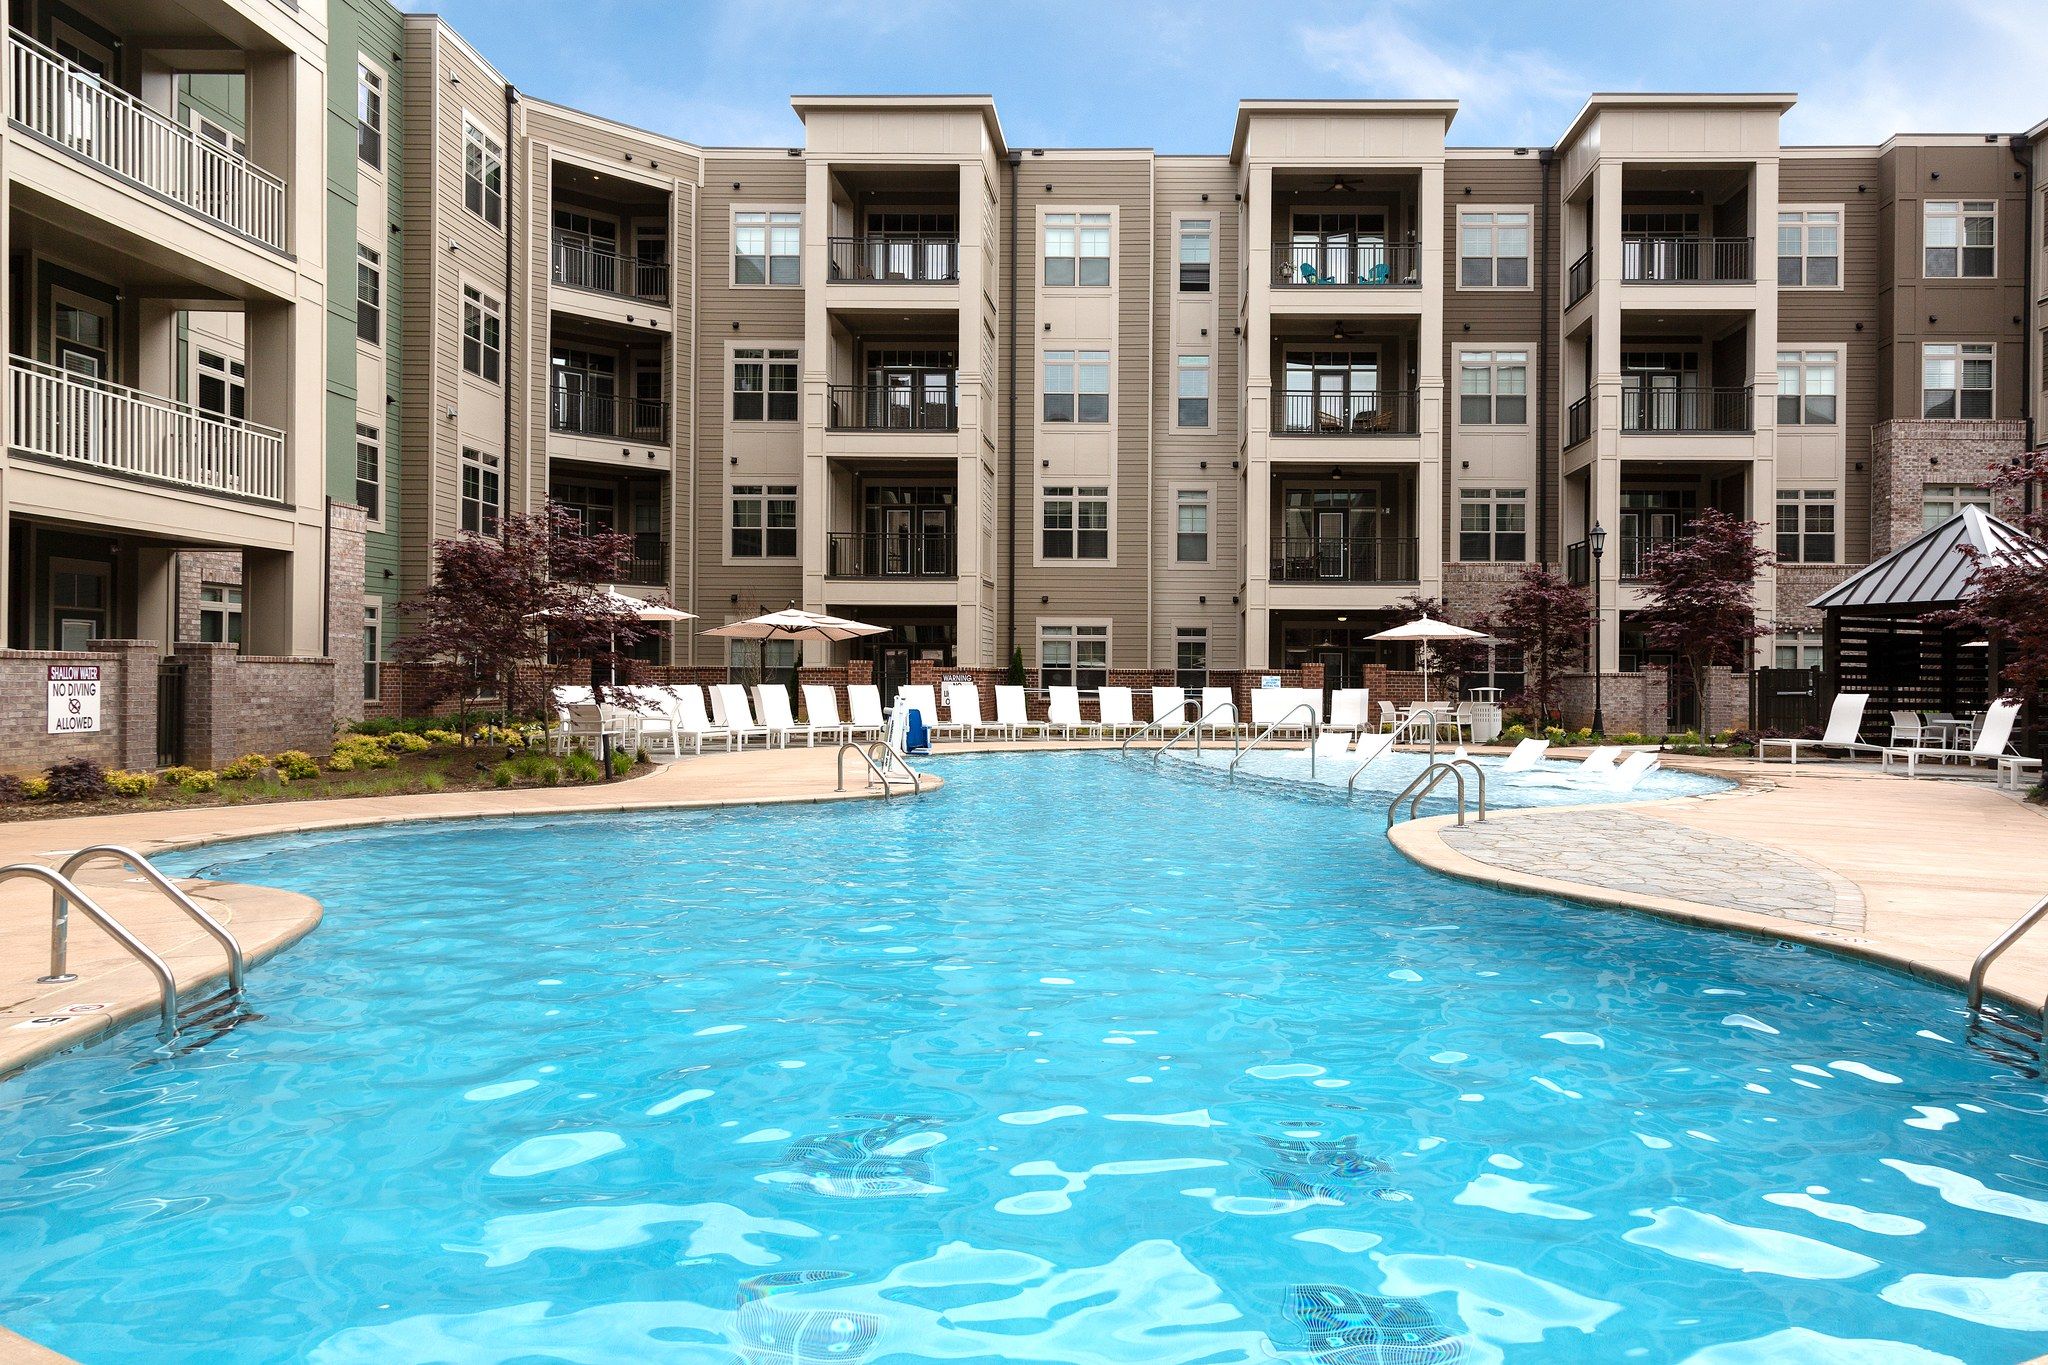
[529,587,695,622]
[1367,614,1489,706]
[701,608,888,643]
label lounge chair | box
[548,685,592,753]
[1199,686,1240,736]
[1096,686,1138,738]
[1885,699,2036,785]
[1251,687,1319,739]
[1047,686,1086,740]
[1757,693,1878,766]
[1350,732,1395,765]
[946,682,1001,741]
[1600,749,1661,792]
[846,686,887,741]
[666,684,730,754]
[713,683,774,748]
[1329,688,1373,736]
[801,685,852,745]
[897,684,953,740]
[1378,700,1401,734]
[1518,745,1622,787]
[754,685,817,747]
[1149,686,1189,731]
[996,685,1048,741]
[1312,731,1353,760]
[621,685,682,758]
[1498,737,1551,773]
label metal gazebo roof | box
[1810,506,2047,612]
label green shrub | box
[1500,723,1530,743]
[383,731,431,753]
[178,770,220,794]
[105,770,158,797]
[160,765,200,786]
[21,776,49,799]
[422,728,463,747]
[564,750,604,784]
[274,750,320,781]
[489,760,517,788]
[609,746,634,777]
[221,753,270,781]
[1542,726,1566,744]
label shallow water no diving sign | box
[46,664,100,735]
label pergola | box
[1813,506,2044,722]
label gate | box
[156,658,188,767]
[1749,666,1827,736]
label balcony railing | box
[1272,240,1422,288]
[9,31,288,253]
[826,531,957,579]
[9,357,287,503]
[1566,539,1589,586]
[1565,533,1682,582]
[827,236,959,283]
[827,385,957,432]
[1269,536,1419,584]
[1568,250,1592,304]
[549,386,671,442]
[1621,385,1753,434]
[1272,390,1419,436]
[1567,394,1591,447]
[619,539,668,586]
[1620,236,1754,284]
[551,236,668,302]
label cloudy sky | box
[396,0,2048,150]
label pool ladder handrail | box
[835,739,925,797]
[53,845,244,994]
[1964,890,2048,1073]
[1346,709,1439,794]
[1227,702,1322,779]
[1121,701,1242,760]
[1386,757,1487,829]
[4,862,178,1040]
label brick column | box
[174,641,239,769]
[96,639,161,771]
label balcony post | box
[1416,157,1446,601]
[244,50,299,253]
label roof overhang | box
[1555,92,1797,153]
[1811,506,2047,612]
[1231,99,1459,162]
[790,94,1005,158]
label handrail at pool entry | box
[4,862,179,1040]
[1387,757,1488,829]
[1347,708,1439,793]
[1155,701,1244,761]
[835,739,924,797]
[1965,892,2048,1077]
[1228,702,1322,778]
[55,845,244,994]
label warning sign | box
[47,664,101,735]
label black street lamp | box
[1588,521,1608,737]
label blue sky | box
[396,1,2048,151]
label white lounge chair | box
[1600,749,1661,792]
[1096,686,1138,738]
[1312,731,1353,760]
[564,702,638,754]
[713,683,774,748]
[665,684,729,754]
[620,685,682,758]
[1350,732,1395,766]
[548,685,592,753]
[996,685,1049,741]
[946,682,1001,741]
[897,684,953,740]
[1251,687,1319,739]
[1378,700,1401,734]
[755,685,817,747]
[1885,699,2036,785]
[1047,686,1085,740]
[1757,693,1878,766]
[1518,745,1622,787]
[800,685,852,745]
[1198,686,1240,736]
[1329,688,1373,736]
[1149,686,1189,732]
[846,686,887,741]
[1498,737,1551,773]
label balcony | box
[828,236,959,284]
[1568,394,1591,448]
[8,32,287,253]
[549,386,671,442]
[9,358,287,503]
[1269,536,1418,584]
[1621,386,1752,434]
[618,538,668,586]
[551,236,668,303]
[1620,236,1753,284]
[1568,251,1592,305]
[1272,240,1422,288]
[827,385,957,432]
[826,531,956,579]
[1272,390,1419,436]
[1566,532,1686,582]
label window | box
[1777,210,1839,286]
[362,603,382,701]
[462,117,503,227]
[195,350,245,422]
[729,636,798,679]
[459,447,500,535]
[1775,350,1838,424]
[735,210,800,285]
[1922,342,1993,418]
[1459,488,1528,562]
[356,61,383,170]
[1922,482,1993,528]
[1776,489,1836,563]
[1175,626,1208,690]
[1043,212,1111,287]
[1774,632,1823,672]
[354,421,382,519]
[1176,354,1210,428]
[1457,351,1528,424]
[1040,623,1108,690]
[732,348,799,421]
[731,485,797,558]
[1043,350,1110,423]
[1924,200,1994,278]
[355,243,382,345]
[1178,220,1211,292]
[1042,486,1109,559]
[198,584,242,647]
[1458,210,1530,288]
[462,285,501,383]
[1174,487,1209,563]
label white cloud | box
[1782,2,2048,142]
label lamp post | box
[1589,521,1608,738]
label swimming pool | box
[1,753,2043,1362]
[1171,743,1733,806]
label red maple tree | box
[1490,564,1589,727]
[1941,451,2048,721]
[1633,507,1771,732]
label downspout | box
[1003,149,1021,659]
[1537,148,1555,566]
[502,81,518,529]
[321,496,333,657]
[2015,134,2036,474]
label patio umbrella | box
[529,588,694,687]
[1367,614,1488,706]
[702,607,890,695]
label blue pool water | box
[1,753,2044,1363]
[1174,744,1732,805]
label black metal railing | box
[1568,250,1592,304]
[1567,393,1591,447]
[549,386,672,441]
[551,236,669,301]
[826,384,958,432]
[827,235,960,283]
[1272,239,1422,287]
[826,531,957,578]
[1269,536,1419,584]
[1272,390,1419,436]
[619,539,669,585]
[1618,532,1681,579]
[1565,539,1588,586]
[1620,385,1753,434]
[1620,235,1754,284]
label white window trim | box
[1773,630,1824,673]
[1169,482,1215,568]
[726,340,802,424]
[457,444,502,536]
[355,418,385,530]
[188,339,244,420]
[460,112,504,230]
[1034,479,1116,569]
[1920,341,1995,420]
[1038,205,1117,292]
[1035,618,1113,690]
[460,280,503,386]
[1776,204,1844,291]
[1456,204,1535,292]
[731,205,803,289]
[1175,213,1213,294]
[1774,347,1842,426]
[355,240,383,350]
[723,480,799,565]
[1775,487,1840,566]
[362,599,383,701]
[1173,352,1213,433]
[1454,347,1532,427]
[355,56,387,178]
[1922,198,1996,280]
[1456,486,1531,564]
[1040,348,1114,428]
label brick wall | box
[175,643,337,767]
[0,642,157,773]
[1556,666,1747,736]
[1774,565,1857,633]
[1869,418,2028,556]
[328,503,368,726]
[173,550,243,643]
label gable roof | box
[1811,506,2047,611]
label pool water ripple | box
[0,752,2041,1363]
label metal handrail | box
[1117,704,1200,755]
[1228,702,1321,778]
[4,863,177,1040]
[56,845,244,994]
[1347,709,1439,792]
[1387,758,1488,829]
[867,739,927,795]
[1154,701,1243,760]
[1967,891,2048,1016]
[835,739,924,797]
